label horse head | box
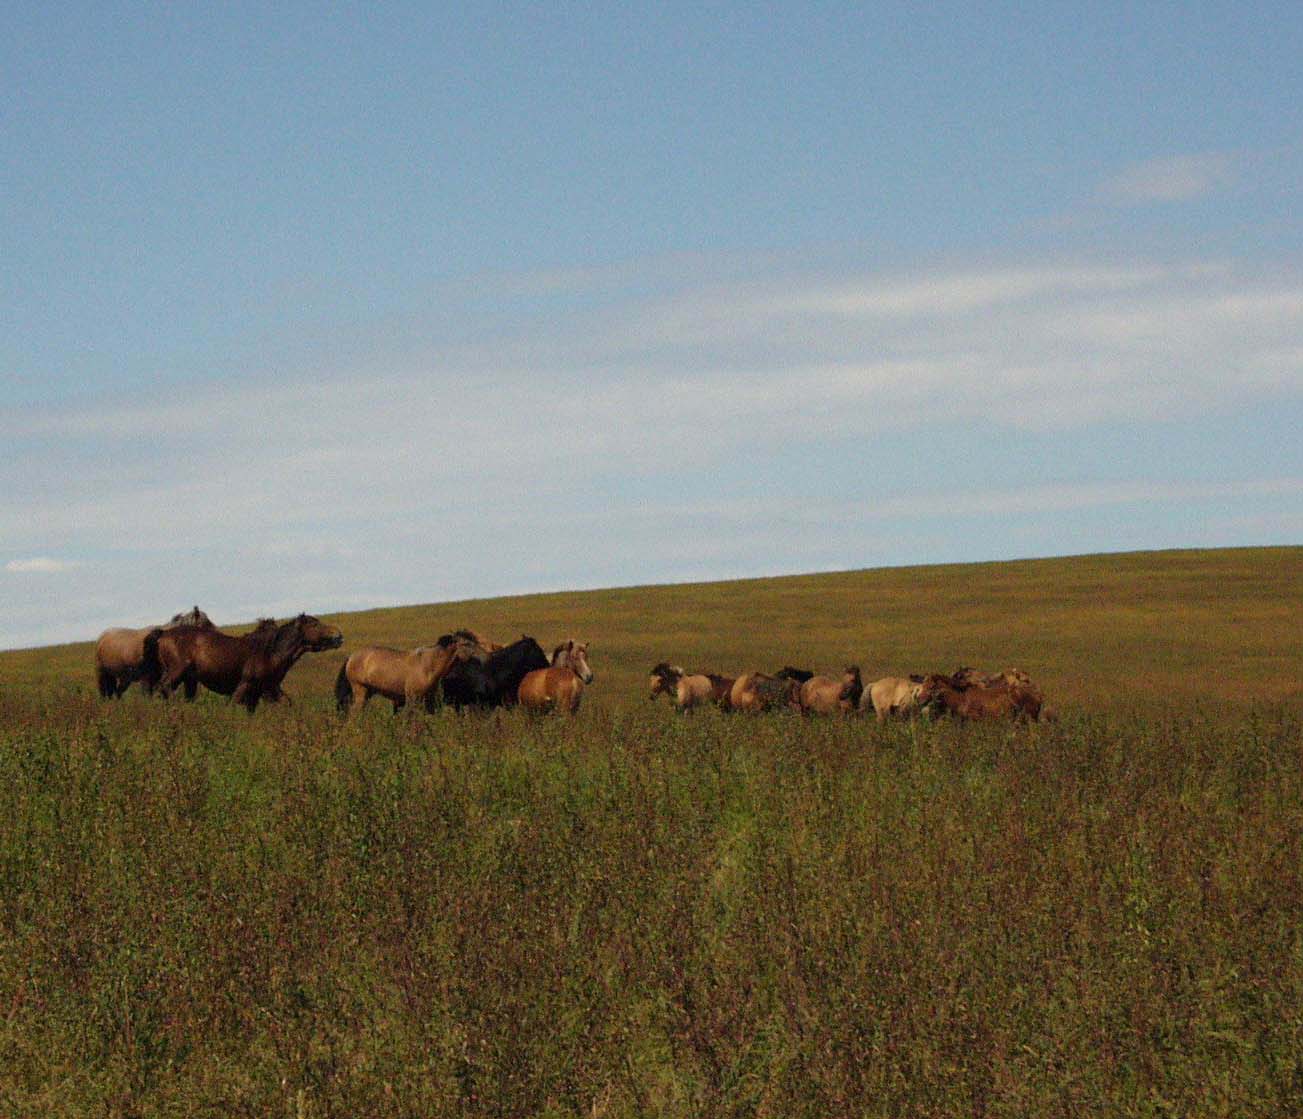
[294,614,343,651]
[648,662,682,699]
[915,673,952,709]
[554,639,594,684]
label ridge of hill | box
[2,546,1299,710]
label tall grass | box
[2,689,1300,1116]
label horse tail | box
[96,664,115,698]
[334,660,353,716]
[139,628,164,693]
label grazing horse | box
[729,672,803,713]
[916,673,1043,722]
[799,665,863,715]
[439,635,549,709]
[150,614,342,711]
[649,662,734,713]
[94,606,215,698]
[518,640,595,715]
[335,634,472,718]
[862,675,926,721]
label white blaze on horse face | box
[573,644,594,684]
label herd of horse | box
[648,662,1052,722]
[93,609,595,715]
[93,606,1050,722]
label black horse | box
[439,635,549,709]
[774,666,814,683]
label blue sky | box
[3,3,1301,647]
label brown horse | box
[648,662,734,712]
[799,665,863,714]
[729,672,802,713]
[94,606,215,697]
[335,635,472,717]
[916,673,1043,722]
[862,675,925,721]
[518,640,594,715]
[150,614,342,711]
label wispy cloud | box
[1101,153,1235,204]
[2,250,1300,648]
[5,557,81,574]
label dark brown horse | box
[149,614,342,712]
[95,606,215,697]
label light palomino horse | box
[335,634,474,717]
[729,672,802,713]
[95,606,215,698]
[518,640,594,715]
[648,662,734,713]
[799,665,863,715]
[862,675,925,721]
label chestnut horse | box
[518,640,595,715]
[335,633,475,717]
[798,665,863,714]
[915,673,1043,722]
[648,663,733,712]
[95,606,214,697]
[150,614,342,711]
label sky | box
[3,2,1301,648]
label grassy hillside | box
[3,546,1300,711]
[2,547,1301,1116]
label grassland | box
[1,547,1300,1116]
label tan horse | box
[729,672,802,713]
[95,606,215,697]
[518,640,594,715]
[862,675,925,721]
[335,637,471,717]
[648,663,734,713]
[798,665,863,714]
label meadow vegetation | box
[1,547,1300,1116]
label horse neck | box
[263,624,306,670]
[421,644,457,683]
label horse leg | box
[232,680,258,713]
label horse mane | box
[650,662,683,684]
[266,619,305,660]
[244,619,283,651]
[776,666,814,683]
